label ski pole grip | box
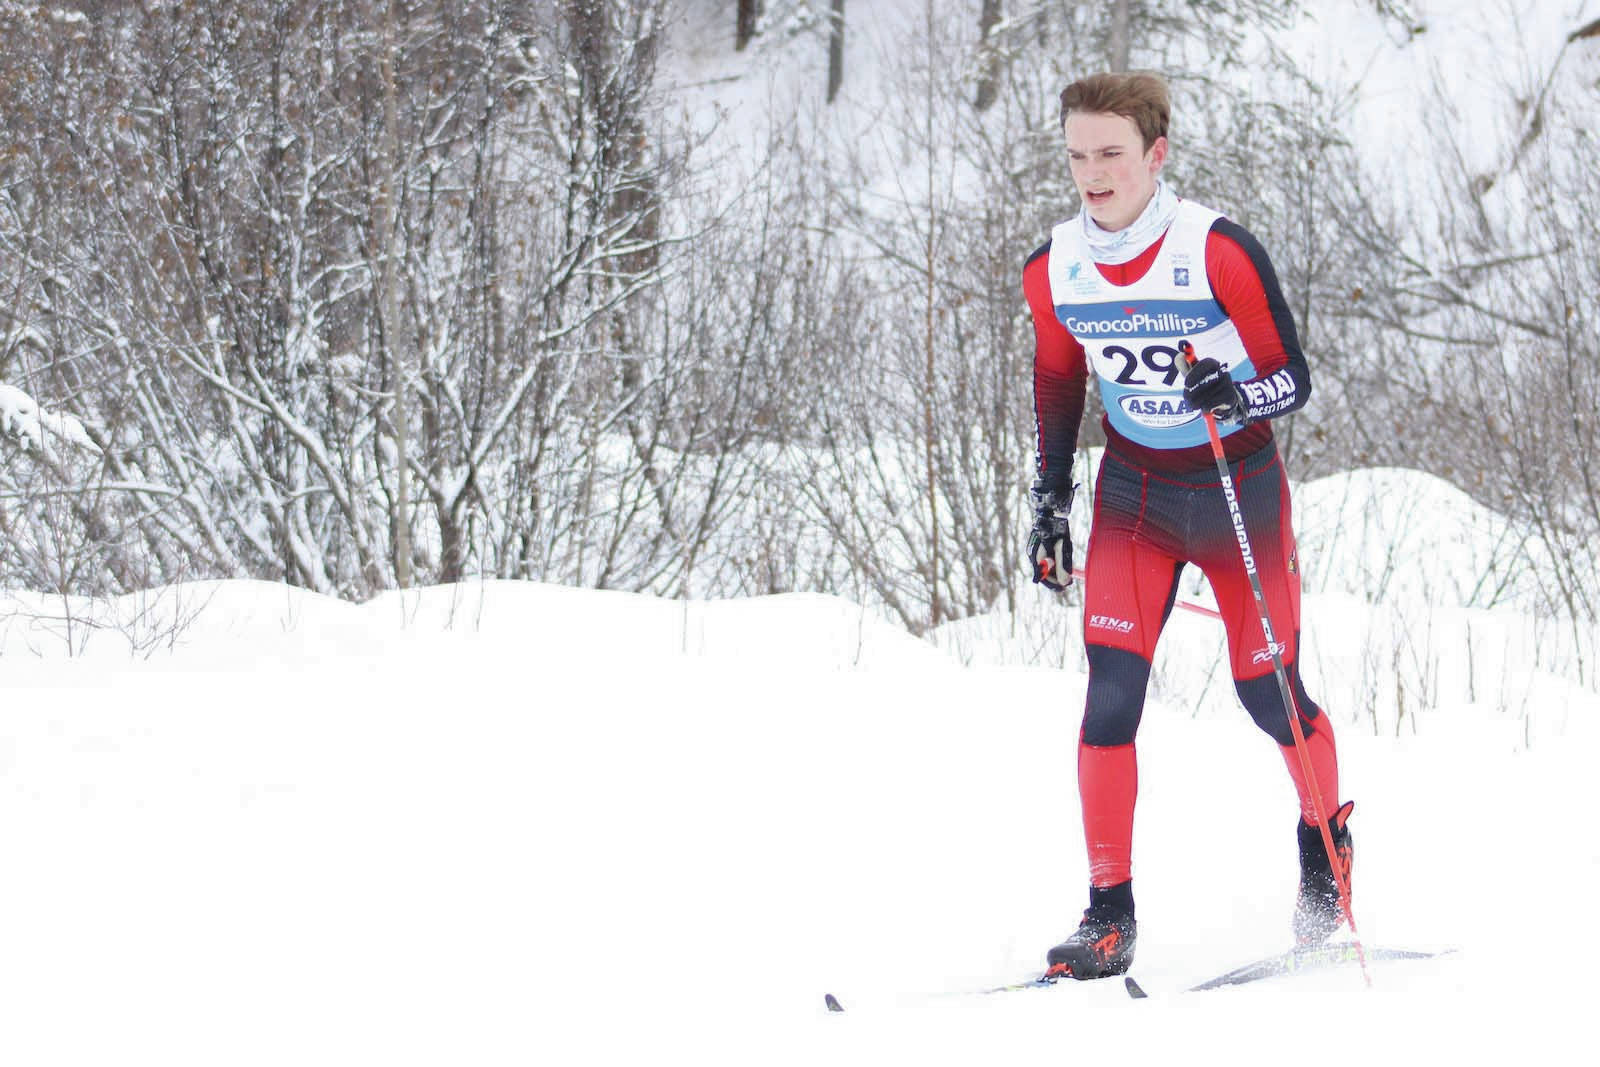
[1178,338,1198,368]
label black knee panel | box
[1082,644,1153,747]
[1234,665,1321,747]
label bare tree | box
[1109,0,1130,72]
[827,0,845,103]
[373,0,411,587]
[974,0,1003,111]
[737,0,763,50]
[10,0,1591,692]
[0,1,700,597]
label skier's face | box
[1063,111,1168,233]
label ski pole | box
[1177,339,1371,988]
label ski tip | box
[1124,976,1148,999]
[824,993,845,1013]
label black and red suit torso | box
[1024,216,1311,488]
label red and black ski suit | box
[1024,209,1341,890]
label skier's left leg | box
[1195,449,1341,823]
[1197,449,1353,943]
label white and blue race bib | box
[1047,201,1253,450]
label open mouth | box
[1086,188,1114,206]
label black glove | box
[1027,479,1075,592]
[1183,357,1248,426]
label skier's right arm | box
[1023,242,1087,499]
[1024,242,1086,591]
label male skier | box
[1023,72,1353,980]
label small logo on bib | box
[1173,267,1190,287]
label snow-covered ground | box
[3,467,1596,1065]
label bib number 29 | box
[1103,344,1182,386]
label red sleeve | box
[1204,222,1311,421]
[1024,241,1087,496]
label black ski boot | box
[1294,801,1354,946]
[1046,882,1136,980]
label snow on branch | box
[0,381,101,457]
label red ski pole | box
[1177,339,1371,987]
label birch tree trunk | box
[376,0,411,588]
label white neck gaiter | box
[1081,180,1179,265]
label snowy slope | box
[3,494,1596,1065]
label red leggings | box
[1076,444,1340,888]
